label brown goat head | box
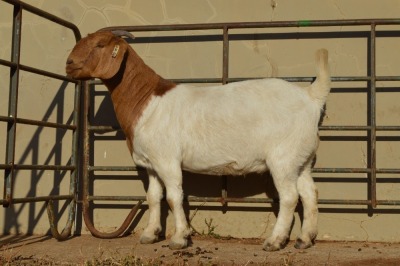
[66,31,129,80]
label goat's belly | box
[182,159,268,176]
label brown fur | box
[66,32,176,153]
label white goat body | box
[134,78,320,176]
[66,31,330,251]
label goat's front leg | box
[140,169,164,244]
[156,165,190,250]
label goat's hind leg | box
[140,169,164,244]
[295,161,318,249]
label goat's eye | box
[96,43,105,48]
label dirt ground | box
[1,234,400,265]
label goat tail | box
[308,49,331,108]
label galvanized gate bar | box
[89,75,400,85]
[0,115,77,130]
[221,26,229,207]
[0,58,77,82]
[85,166,400,175]
[100,18,400,32]
[1,0,82,240]
[81,19,400,238]
[86,196,400,206]
[3,0,22,209]
[1,164,75,171]
[369,23,377,208]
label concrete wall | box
[1,0,400,243]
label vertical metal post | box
[222,26,229,85]
[3,3,22,207]
[82,81,91,212]
[221,26,229,208]
[70,82,81,229]
[369,23,377,208]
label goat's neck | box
[102,48,175,153]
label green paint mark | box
[298,20,312,27]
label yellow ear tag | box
[111,45,120,58]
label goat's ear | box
[92,38,128,79]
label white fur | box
[134,49,330,251]
[134,79,319,173]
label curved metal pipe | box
[82,199,143,239]
[82,80,143,238]
[46,199,75,240]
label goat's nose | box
[66,58,73,65]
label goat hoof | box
[294,238,313,249]
[169,238,188,250]
[263,236,287,252]
[262,241,282,252]
[140,234,158,244]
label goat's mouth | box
[65,66,82,77]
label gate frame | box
[0,0,81,240]
[83,19,400,238]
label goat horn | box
[111,30,135,39]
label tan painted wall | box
[1,0,400,243]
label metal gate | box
[84,20,400,236]
[1,0,400,240]
[0,0,81,239]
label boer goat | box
[66,30,330,251]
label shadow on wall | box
[3,81,74,235]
